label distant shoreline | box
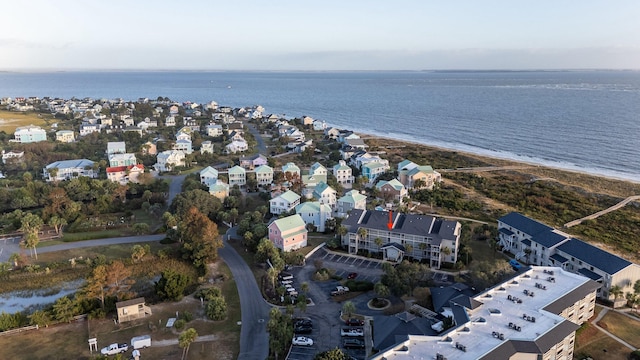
[351,129,640,185]
[353,130,640,188]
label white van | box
[131,335,151,349]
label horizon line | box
[1,68,639,73]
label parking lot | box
[284,247,388,360]
[315,248,385,283]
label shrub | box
[206,297,227,321]
[174,319,186,330]
[182,311,193,322]
[344,280,374,292]
[194,287,222,301]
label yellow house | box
[116,297,152,323]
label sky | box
[1,0,639,71]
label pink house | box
[268,214,308,252]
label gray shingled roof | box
[479,320,579,359]
[531,230,569,248]
[499,212,552,236]
[543,280,601,314]
[342,209,457,242]
[556,238,632,275]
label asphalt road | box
[219,235,271,360]
[245,123,267,154]
[0,234,166,263]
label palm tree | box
[609,285,623,300]
[342,301,356,318]
[374,237,384,252]
[179,328,198,360]
[336,225,347,239]
[301,282,309,296]
[267,267,279,290]
[441,246,452,263]
[405,244,414,259]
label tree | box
[342,301,356,318]
[374,282,390,299]
[206,296,227,320]
[441,246,452,262]
[83,264,108,308]
[356,227,367,241]
[610,285,623,300]
[267,267,279,290]
[29,310,51,327]
[132,223,150,235]
[48,215,67,235]
[156,269,191,301]
[106,260,134,299]
[53,296,77,323]
[267,308,293,360]
[178,207,222,274]
[20,213,44,259]
[301,282,309,296]
[296,294,308,314]
[170,189,222,220]
[374,237,384,252]
[130,244,149,263]
[315,348,349,360]
[179,328,198,360]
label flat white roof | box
[378,266,593,360]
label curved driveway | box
[219,236,270,360]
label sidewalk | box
[591,307,638,351]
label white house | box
[269,190,301,215]
[199,166,219,186]
[1,150,24,164]
[333,160,353,187]
[154,150,185,172]
[225,139,248,154]
[206,124,223,137]
[108,153,137,167]
[43,159,96,182]
[295,201,333,232]
[228,165,246,187]
[14,125,47,143]
[312,182,337,209]
[309,162,328,177]
[200,140,214,154]
[255,165,274,186]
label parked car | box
[295,325,312,334]
[346,318,364,326]
[292,336,314,346]
[331,286,350,296]
[294,318,313,327]
[343,338,365,349]
[509,259,522,270]
[341,327,364,337]
[101,343,129,355]
[279,272,294,281]
[347,272,358,279]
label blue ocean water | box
[1,70,639,182]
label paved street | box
[220,235,270,360]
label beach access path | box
[564,195,640,228]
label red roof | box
[106,164,144,173]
